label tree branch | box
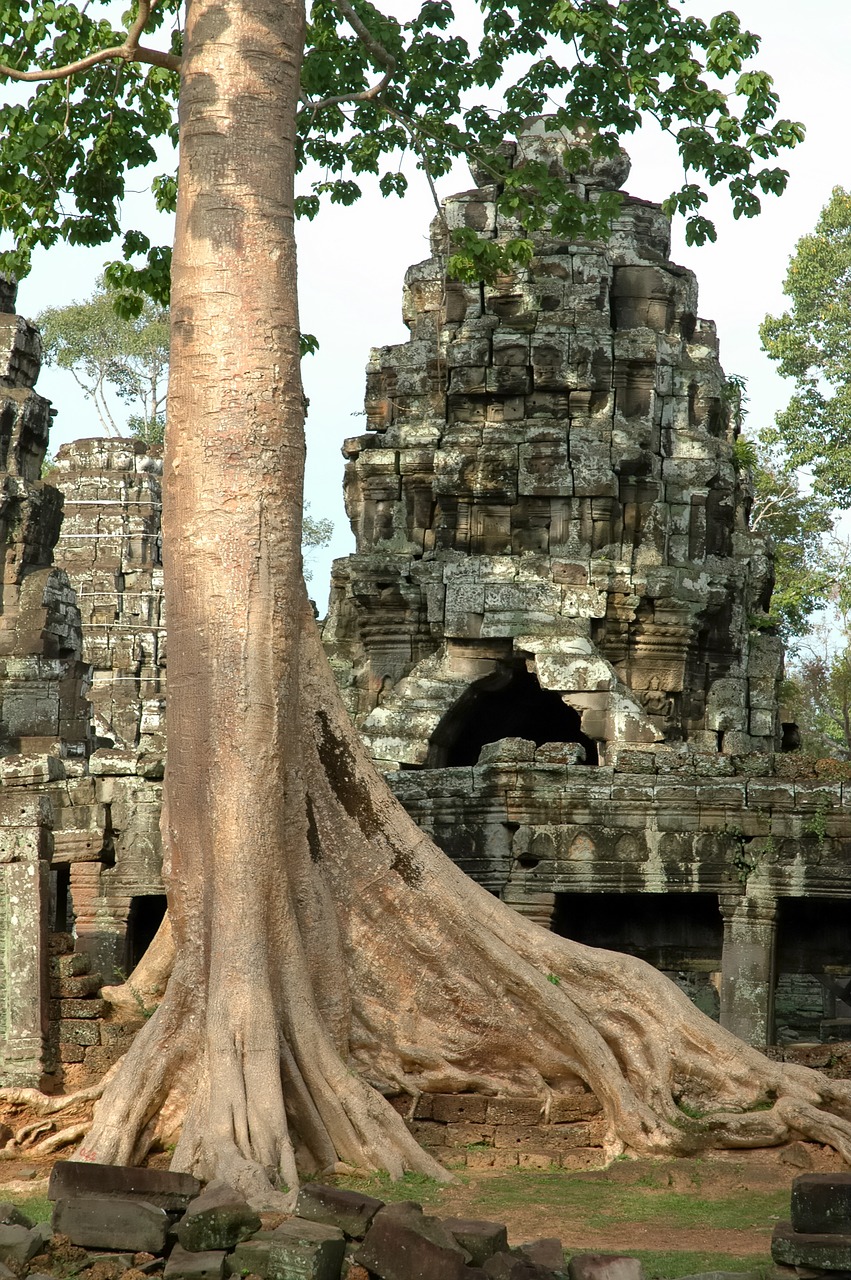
[0,0,180,82]
[301,0,396,112]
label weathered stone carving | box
[322,124,851,1049]
[324,123,780,765]
[0,281,163,1086]
[51,438,165,755]
[1,126,850,1082]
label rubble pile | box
[0,1161,667,1280]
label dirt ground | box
[0,1142,841,1264]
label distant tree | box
[726,375,839,644]
[760,187,851,505]
[302,505,333,583]
[37,280,169,443]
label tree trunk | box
[79,0,851,1204]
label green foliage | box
[0,0,805,304]
[783,640,851,761]
[302,504,333,583]
[37,277,169,437]
[724,377,839,644]
[760,187,851,506]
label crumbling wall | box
[323,121,781,767]
[322,124,851,1049]
[50,438,165,756]
[0,281,163,1087]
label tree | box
[37,278,169,442]
[4,0,851,1206]
[725,377,839,644]
[761,186,851,505]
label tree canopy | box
[760,186,851,505]
[1,0,806,306]
[37,277,169,441]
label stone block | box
[431,1094,489,1124]
[48,1160,201,1212]
[465,1150,519,1170]
[176,1181,261,1251]
[772,1221,851,1270]
[57,1019,101,1047]
[0,1224,47,1268]
[514,1239,564,1273]
[52,1196,169,1253]
[568,1256,644,1280]
[478,738,536,765]
[548,1093,601,1123]
[791,1173,851,1234]
[0,1203,33,1229]
[442,1218,508,1266]
[164,1245,227,1280]
[356,1207,472,1280]
[294,1183,384,1239]
[486,1098,544,1125]
[230,1220,345,1280]
[483,1253,556,1280]
[57,997,108,1019]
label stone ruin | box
[0,126,850,1103]
[0,278,164,1087]
[321,122,851,1055]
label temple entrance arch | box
[427,659,598,767]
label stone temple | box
[1,125,851,1095]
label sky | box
[6,0,851,610]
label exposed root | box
[29,1123,89,1156]
[0,1076,108,1116]
[101,914,175,1017]
[15,1120,53,1147]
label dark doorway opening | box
[553,892,723,1020]
[50,865,72,934]
[428,661,598,767]
[124,894,168,973]
[775,898,851,1044]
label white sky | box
[6,0,850,609]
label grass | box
[617,1251,769,1279]
[335,1168,788,1236]
[1,1193,52,1223]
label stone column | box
[719,891,777,1048]
[0,757,57,1086]
[69,862,130,982]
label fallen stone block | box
[176,1182,261,1252]
[376,1204,471,1259]
[0,1223,52,1269]
[484,1254,559,1280]
[772,1221,851,1270]
[442,1218,508,1266]
[229,1220,345,1280]
[568,1255,644,1280]
[355,1210,472,1280]
[792,1174,851,1234]
[0,1201,33,1229]
[52,1196,170,1254]
[49,1161,201,1213]
[164,1245,227,1280]
[294,1183,384,1239]
[515,1241,565,1273]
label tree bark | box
[78,0,851,1203]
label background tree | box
[726,375,839,644]
[760,186,851,504]
[5,0,851,1204]
[37,278,169,443]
